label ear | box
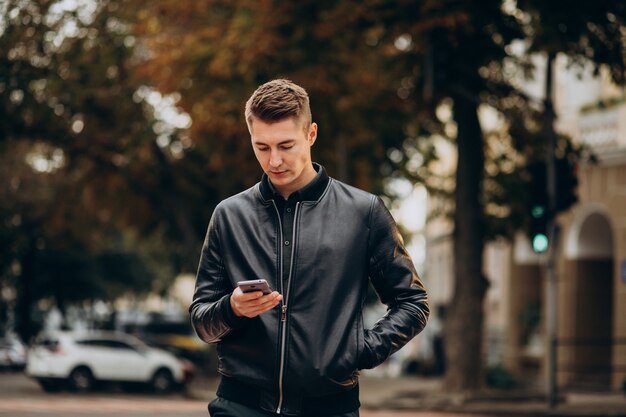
[308,123,318,146]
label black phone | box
[237,279,272,295]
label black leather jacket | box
[190,167,429,416]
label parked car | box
[126,318,208,363]
[0,335,27,371]
[26,331,194,393]
[118,311,214,374]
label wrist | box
[230,294,243,317]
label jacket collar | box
[259,163,329,202]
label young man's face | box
[250,116,318,198]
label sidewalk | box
[358,375,626,416]
[186,374,626,417]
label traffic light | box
[527,162,550,253]
[529,204,550,253]
[525,157,578,253]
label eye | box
[256,147,269,152]
[280,145,294,150]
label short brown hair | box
[245,79,312,132]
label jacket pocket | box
[324,318,363,385]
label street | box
[0,371,483,417]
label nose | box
[269,149,282,168]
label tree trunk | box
[444,94,488,391]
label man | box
[190,79,429,417]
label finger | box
[233,290,282,317]
[231,288,263,316]
[237,290,265,301]
[243,296,282,317]
[256,295,282,310]
[258,295,283,310]
[241,297,279,313]
[241,291,280,307]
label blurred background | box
[1,0,626,403]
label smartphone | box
[237,279,272,295]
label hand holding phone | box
[231,279,282,318]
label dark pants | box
[208,397,360,417]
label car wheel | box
[38,379,62,393]
[151,368,174,393]
[69,366,94,393]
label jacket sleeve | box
[359,196,430,370]
[189,208,247,343]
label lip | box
[270,171,287,176]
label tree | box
[360,0,626,390]
[0,0,181,340]
[127,0,419,198]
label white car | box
[27,331,192,393]
[0,336,27,371]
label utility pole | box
[543,52,559,408]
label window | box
[77,339,136,351]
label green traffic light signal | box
[531,205,545,218]
[532,233,549,253]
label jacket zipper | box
[272,201,300,414]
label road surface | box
[0,371,482,417]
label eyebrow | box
[253,139,296,146]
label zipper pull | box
[281,305,288,322]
